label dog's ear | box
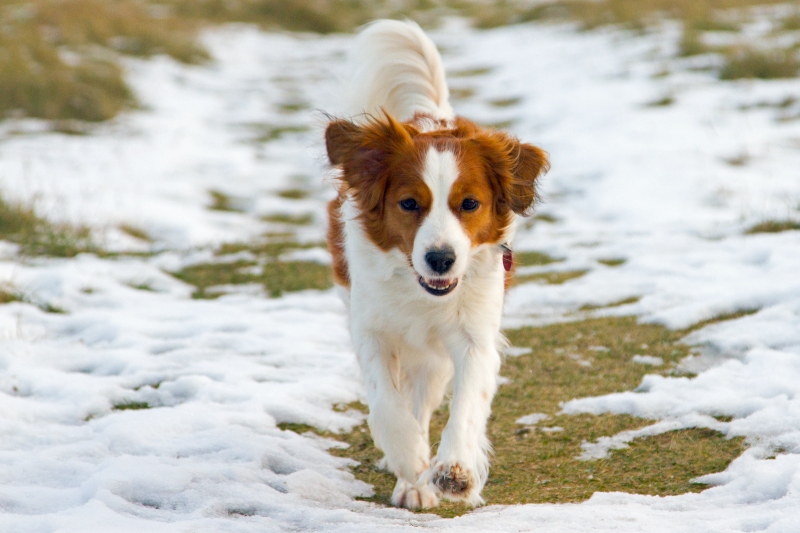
[325,119,363,166]
[325,113,414,214]
[506,143,549,215]
[474,131,549,216]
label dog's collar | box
[500,243,513,272]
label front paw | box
[425,460,484,506]
[391,479,439,510]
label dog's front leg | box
[425,337,500,506]
[353,330,438,509]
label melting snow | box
[1,18,800,533]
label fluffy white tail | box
[346,20,453,122]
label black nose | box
[425,248,456,274]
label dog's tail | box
[346,20,453,122]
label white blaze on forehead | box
[421,146,459,204]
[413,146,472,279]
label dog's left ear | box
[506,143,550,215]
[325,119,363,166]
[474,131,550,216]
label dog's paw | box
[391,479,439,510]
[426,461,484,506]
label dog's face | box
[326,114,549,297]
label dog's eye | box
[399,198,419,211]
[461,198,479,212]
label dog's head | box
[326,113,549,297]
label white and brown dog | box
[325,20,549,509]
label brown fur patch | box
[326,193,350,287]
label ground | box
[1,11,800,533]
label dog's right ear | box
[325,120,363,166]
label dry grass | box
[0,193,97,257]
[0,285,22,304]
[287,314,750,517]
[171,234,331,298]
[0,0,207,122]
[208,190,245,212]
[3,0,797,124]
[516,250,562,266]
[745,219,800,233]
[261,213,314,225]
[516,269,588,285]
[720,48,800,79]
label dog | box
[324,20,549,509]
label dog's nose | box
[425,248,456,274]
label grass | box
[293,314,749,517]
[0,193,97,257]
[448,66,493,77]
[720,48,800,79]
[0,286,22,304]
[515,250,562,267]
[248,123,311,143]
[208,190,245,213]
[580,296,641,311]
[449,87,477,101]
[745,219,800,234]
[112,400,150,410]
[516,269,588,285]
[171,235,331,298]
[119,224,152,242]
[646,95,676,107]
[597,258,626,267]
[0,0,207,122]
[276,188,310,200]
[5,0,798,126]
[488,96,523,108]
[261,213,314,225]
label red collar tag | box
[501,244,513,272]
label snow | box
[1,17,800,533]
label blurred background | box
[1,0,799,127]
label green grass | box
[448,66,493,77]
[488,96,523,108]
[277,101,310,113]
[294,314,750,517]
[0,286,22,304]
[249,123,311,143]
[534,213,559,223]
[0,194,97,257]
[0,0,207,122]
[119,224,152,242]
[580,295,641,311]
[261,213,314,225]
[515,250,562,267]
[5,0,797,126]
[449,87,477,101]
[112,400,150,410]
[646,95,676,107]
[745,219,800,234]
[598,258,626,267]
[276,189,310,200]
[720,48,800,80]
[171,235,332,298]
[516,269,588,285]
[208,190,244,212]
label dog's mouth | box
[418,276,459,296]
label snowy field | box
[2,18,800,532]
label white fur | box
[346,20,454,122]
[412,148,472,282]
[336,20,511,509]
